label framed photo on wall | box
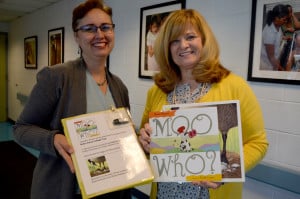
[139,0,186,79]
[24,36,37,69]
[248,0,300,85]
[48,27,64,66]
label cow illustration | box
[177,126,196,152]
[179,139,192,152]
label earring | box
[77,46,82,55]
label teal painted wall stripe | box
[246,164,300,194]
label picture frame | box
[24,36,37,69]
[139,0,186,79]
[248,0,300,85]
[48,27,64,66]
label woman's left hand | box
[192,181,224,189]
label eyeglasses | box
[75,23,115,34]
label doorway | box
[0,32,8,121]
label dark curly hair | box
[72,0,112,32]
[266,4,289,26]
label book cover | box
[149,105,222,182]
[163,100,245,182]
[61,107,154,199]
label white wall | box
[7,0,82,120]
[6,0,300,198]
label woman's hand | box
[192,181,224,189]
[54,134,75,173]
[138,123,152,153]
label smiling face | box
[74,8,114,61]
[274,15,288,27]
[169,24,202,72]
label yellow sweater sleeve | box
[204,74,268,199]
[201,74,268,171]
[140,84,167,128]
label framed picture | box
[248,0,300,85]
[48,27,64,66]
[139,0,186,79]
[24,36,37,69]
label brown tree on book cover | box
[217,104,239,176]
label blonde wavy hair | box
[153,9,230,93]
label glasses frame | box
[75,23,115,34]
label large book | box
[149,100,244,183]
[61,107,154,199]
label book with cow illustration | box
[61,107,154,199]
[149,100,244,182]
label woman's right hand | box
[138,123,152,153]
[54,134,75,173]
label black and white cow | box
[179,139,192,152]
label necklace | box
[96,78,107,86]
[172,82,209,104]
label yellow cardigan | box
[140,73,268,199]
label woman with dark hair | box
[260,4,289,70]
[13,0,131,198]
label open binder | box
[61,107,153,199]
